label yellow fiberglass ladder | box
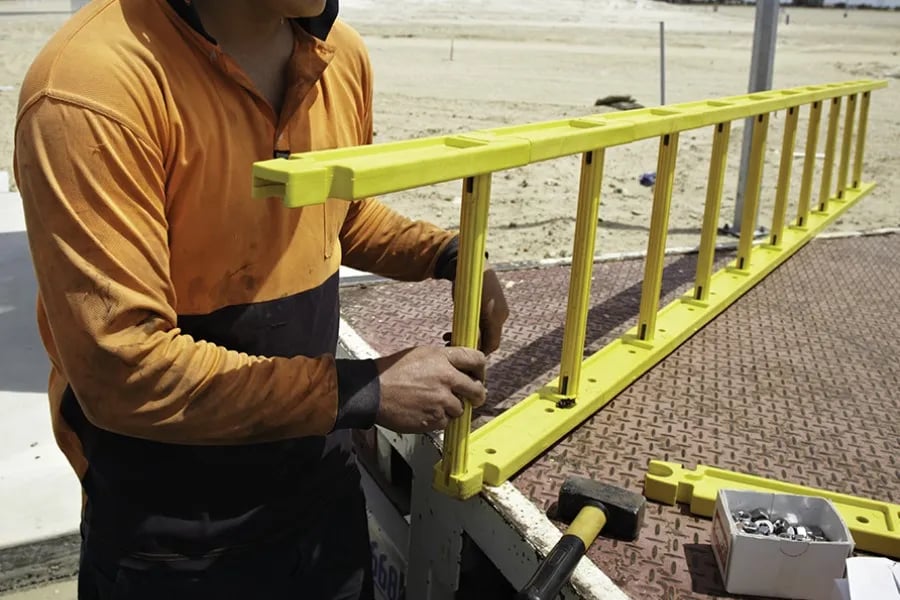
[252,79,886,501]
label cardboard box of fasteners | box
[711,489,854,600]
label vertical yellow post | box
[817,96,842,213]
[852,91,871,189]
[440,174,490,495]
[769,106,800,248]
[694,122,731,302]
[835,94,857,200]
[736,112,770,271]
[796,100,822,228]
[558,149,605,398]
[637,133,679,342]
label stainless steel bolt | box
[741,521,759,534]
[756,520,775,535]
[732,510,752,522]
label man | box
[14,0,509,598]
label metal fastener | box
[741,521,759,534]
[807,526,828,541]
[773,519,789,534]
[732,510,752,522]
[749,508,770,522]
[756,519,775,535]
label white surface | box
[0,192,27,234]
[711,490,854,600]
[0,194,80,549]
[831,579,851,600]
[846,557,900,600]
[0,393,81,549]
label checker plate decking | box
[340,234,900,600]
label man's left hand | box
[448,265,509,355]
[477,267,509,354]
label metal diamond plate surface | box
[340,234,900,600]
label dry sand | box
[0,0,898,264]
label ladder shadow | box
[476,252,703,421]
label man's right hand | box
[374,346,487,434]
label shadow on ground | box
[0,231,48,394]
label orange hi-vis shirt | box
[15,0,458,556]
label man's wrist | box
[332,358,381,430]
[433,236,491,282]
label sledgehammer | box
[517,476,645,600]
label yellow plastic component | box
[452,182,875,497]
[768,106,799,248]
[567,505,608,549]
[694,122,731,302]
[818,96,842,213]
[795,100,822,229]
[835,93,857,199]
[433,174,491,499]
[852,91,871,189]
[736,112,770,271]
[250,80,887,502]
[645,461,900,559]
[252,81,885,208]
[636,132,679,342]
[558,149,605,398]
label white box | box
[711,490,854,600]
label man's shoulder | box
[327,19,371,69]
[328,18,365,47]
[18,0,181,132]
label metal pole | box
[730,0,779,234]
[659,21,666,106]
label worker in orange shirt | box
[14,1,509,598]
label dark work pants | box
[77,487,374,600]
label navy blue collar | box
[166,0,339,43]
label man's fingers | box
[449,374,486,409]
[445,346,486,382]
[479,317,502,355]
[443,393,465,419]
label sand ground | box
[2,1,899,262]
[1,1,898,263]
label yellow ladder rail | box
[694,122,731,302]
[636,133,679,343]
[796,100,823,228]
[768,105,799,248]
[558,149,605,400]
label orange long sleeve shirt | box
[15,0,457,556]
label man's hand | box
[374,346,486,433]
[478,267,509,354]
[449,266,510,355]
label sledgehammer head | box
[557,476,645,542]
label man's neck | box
[191,0,287,53]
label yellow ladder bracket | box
[645,460,900,558]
